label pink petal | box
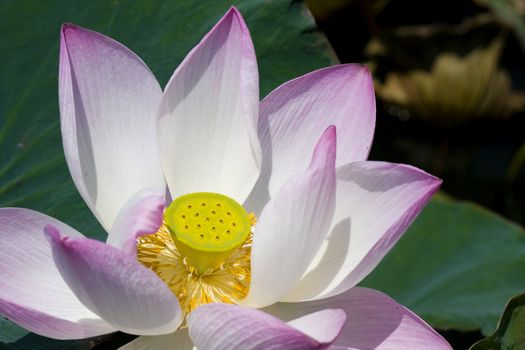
[266,287,452,350]
[242,126,337,307]
[188,304,345,350]
[246,64,375,214]
[45,226,182,335]
[59,24,165,231]
[0,208,114,339]
[106,188,165,257]
[157,7,261,204]
[283,161,441,301]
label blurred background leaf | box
[475,0,525,51]
[0,319,29,345]
[375,38,525,125]
[469,292,525,349]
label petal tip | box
[60,23,86,40]
[413,165,443,191]
[44,224,78,251]
[357,62,372,75]
[44,224,84,258]
[220,6,238,22]
[332,63,371,76]
[223,5,249,33]
[311,125,337,168]
[227,5,239,14]
[43,224,61,243]
[433,177,444,189]
[395,163,443,188]
[324,124,337,139]
[338,63,375,93]
[355,63,375,92]
[59,23,94,53]
[61,22,77,31]
[60,23,104,49]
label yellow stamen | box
[136,192,254,316]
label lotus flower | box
[0,7,451,350]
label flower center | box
[136,192,255,316]
[165,192,252,274]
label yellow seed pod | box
[164,192,251,274]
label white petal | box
[282,161,441,301]
[246,64,375,215]
[266,287,451,350]
[242,126,336,307]
[59,24,165,230]
[188,304,344,350]
[157,8,260,204]
[0,208,114,339]
[46,226,182,335]
[106,188,165,257]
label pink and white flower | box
[0,7,451,350]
